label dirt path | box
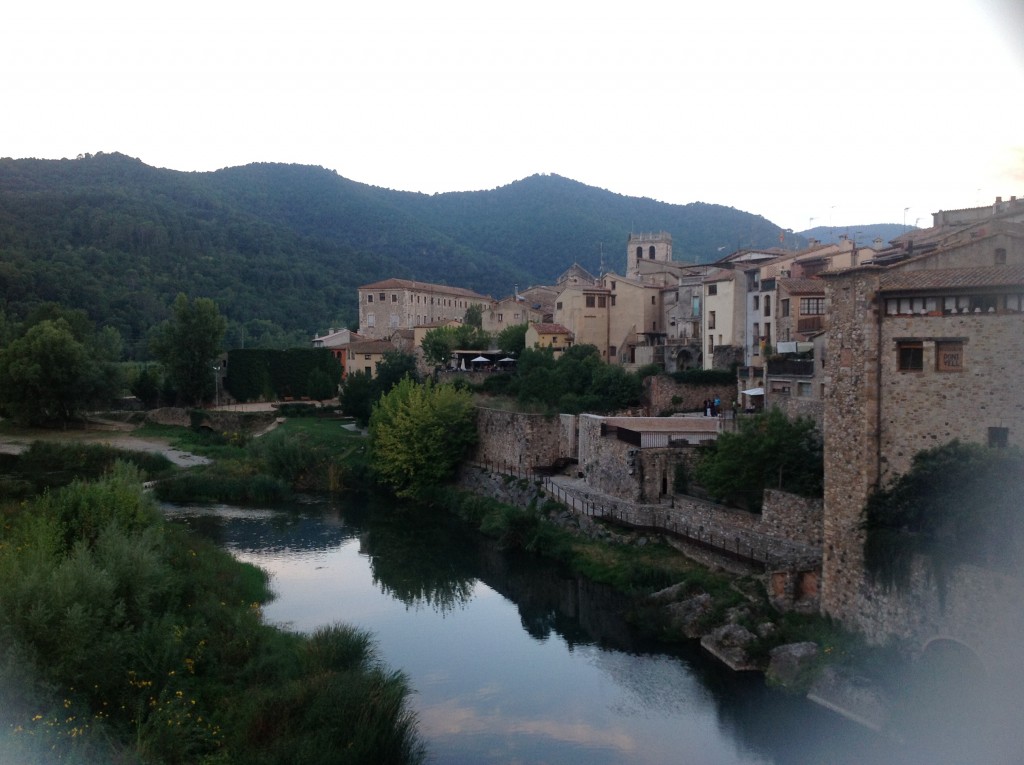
[0,422,211,467]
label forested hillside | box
[0,152,793,357]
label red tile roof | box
[531,323,572,334]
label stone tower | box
[627,232,672,278]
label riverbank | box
[452,464,897,733]
[0,428,425,764]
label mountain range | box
[0,151,908,356]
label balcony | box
[767,359,815,377]
[796,315,824,333]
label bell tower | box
[627,232,672,278]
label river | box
[164,495,907,765]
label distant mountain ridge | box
[797,223,918,247]
[0,152,800,352]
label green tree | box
[130,364,162,408]
[495,323,528,356]
[369,378,478,499]
[375,351,420,394]
[694,408,823,511]
[463,304,483,328]
[863,441,1024,592]
[421,326,457,367]
[339,370,377,426]
[0,319,113,424]
[150,294,227,406]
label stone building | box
[358,278,491,340]
[626,231,673,278]
[342,339,397,378]
[819,213,1024,668]
[481,293,545,336]
[524,323,573,357]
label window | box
[764,299,771,317]
[781,299,790,317]
[610,295,616,306]
[708,335,715,352]
[649,245,656,259]
[367,315,375,327]
[636,246,643,259]
[753,323,760,355]
[586,295,595,308]
[708,284,718,295]
[753,296,760,310]
[797,381,812,397]
[800,297,825,315]
[708,311,716,329]
[364,354,372,360]
[611,281,616,290]
[609,346,617,357]
[651,296,656,305]
[988,427,1009,448]
[391,294,397,302]
[497,313,503,321]
[597,296,606,308]
[556,301,563,310]
[935,341,964,372]
[379,293,386,301]
[367,294,374,303]
[897,341,923,371]
[995,248,1007,265]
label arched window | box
[649,245,656,259]
[636,246,643,259]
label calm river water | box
[164,495,910,765]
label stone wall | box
[878,311,1024,479]
[820,269,882,627]
[644,375,733,416]
[761,489,823,547]
[577,414,642,500]
[769,395,824,430]
[145,407,277,433]
[820,265,1024,679]
[472,407,567,470]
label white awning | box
[741,387,765,396]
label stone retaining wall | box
[145,407,277,433]
[645,376,733,416]
[472,407,568,470]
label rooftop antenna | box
[598,242,605,276]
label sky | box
[4,0,1023,232]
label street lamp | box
[212,362,221,408]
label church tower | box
[627,232,672,278]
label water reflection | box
[164,495,901,765]
[357,502,479,616]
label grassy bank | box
[0,443,423,764]
[145,415,373,505]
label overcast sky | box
[4,0,1022,232]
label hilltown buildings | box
[321,195,1024,680]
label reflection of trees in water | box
[360,508,479,616]
[162,500,359,555]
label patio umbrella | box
[471,356,489,363]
